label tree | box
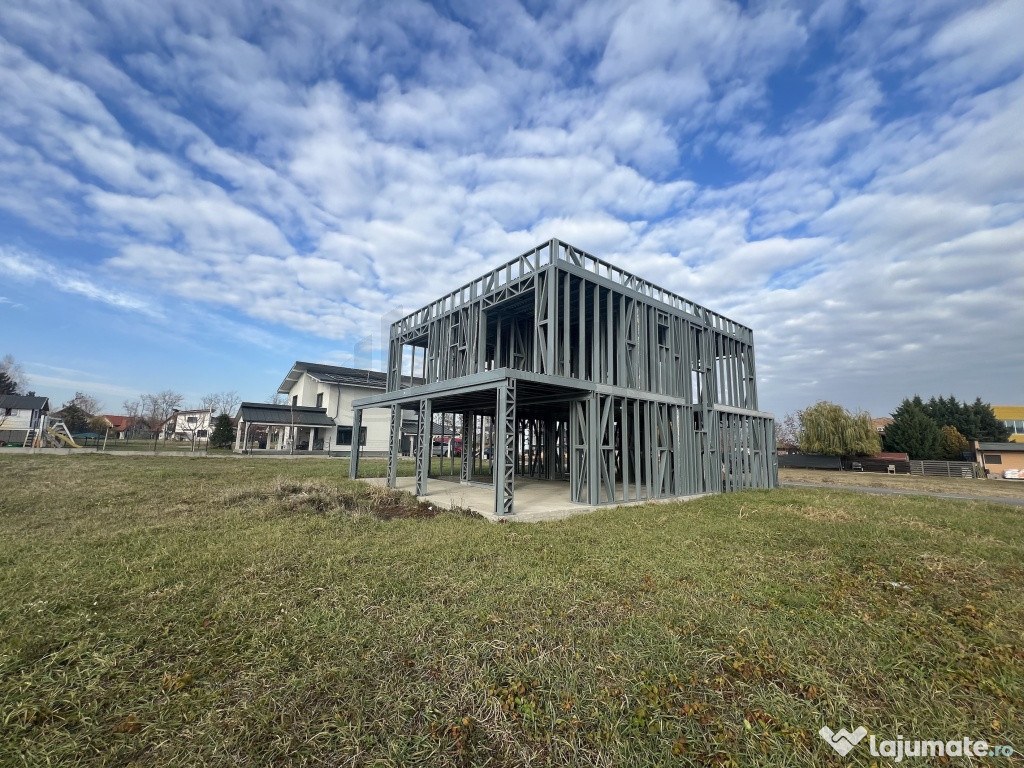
[200,390,241,417]
[798,401,881,456]
[139,390,184,433]
[920,394,1009,442]
[940,425,969,460]
[968,397,1011,442]
[63,391,102,418]
[884,398,942,459]
[56,401,90,434]
[0,368,16,396]
[776,411,801,453]
[0,354,26,394]
[209,413,235,449]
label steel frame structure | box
[350,239,778,514]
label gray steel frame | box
[351,239,778,514]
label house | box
[275,361,417,455]
[233,402,338,452]
[349,238,778,515]
[98,414,150,439]
[992,405,1024,444]
[975,441,1024,479]
[872,417,893,435]
[163,409,216,442]
[0,394,50,446]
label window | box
[3,408,15,417]
[197,430,208,438]
[984,454,1002,465]
[292,395,298,406]
[337,426,367,446]
[316,392,324,408]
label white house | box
[276,362,410,455]
[163,408,216,442]
[0,394,50,446]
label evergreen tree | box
[210,413,235,449]
[56,402,90,434]
[884,398,942,459]
[920,395,1007,441]
[969,398,1011,442]
[0,369,17,396]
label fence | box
[909,460,977,478]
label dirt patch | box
[223,479,482,521]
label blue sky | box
[1,0,1021,418]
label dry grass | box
[781,467,1024,500]
[1,455,1022,766]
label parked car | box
[1003,468,1021,480]
[432,437,462,457]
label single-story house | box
[233,402,338,452]
[975,441,1024,479]
[98,414,151,439]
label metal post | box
[349,408,362,479]
[386,404,401,488]
[494,380,516,515]
[416,398,432,496]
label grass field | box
[781,468,1024,501]
[1,455,1021,766]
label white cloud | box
[0,0,1021,415]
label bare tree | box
[65,391,102,417]
[140,390,184,436]
[200,390,240,416]
[218,390,240,416]
[266,392,286,405]
[776,411,802,453]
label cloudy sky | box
[1,0,1021,418]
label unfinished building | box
[350,239,778,515]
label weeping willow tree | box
[798,401,881,456]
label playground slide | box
[47,425,81,449]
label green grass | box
[1,455,1021,766]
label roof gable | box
[0,394,49,411]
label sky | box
[1,0,1021,419]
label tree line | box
[781,395,1009,460]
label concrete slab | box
[361,475,707,522]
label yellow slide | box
[47,422,82,448]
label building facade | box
[350,239,778,515]
[992,405,1024,444]
[277,362,405,454]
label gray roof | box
[236,402,336,427]
[0,394,49,411]
[979,442,1024,452]
[278,361,387,394]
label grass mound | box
[223,478,481,520]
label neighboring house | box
[975,441,1024,478]
[98,414,150,439]
[276,361,417,455]
[871,417,893,435]
[163,409,216,442]
[233,402,337,452]
[992,405,1024,444]
[0,394,51,446]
